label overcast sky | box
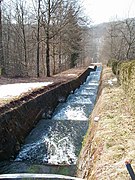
[82,0,135,24]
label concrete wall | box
[0,67,96,161]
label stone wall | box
[116,60,135,114]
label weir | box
[0,66,102,179]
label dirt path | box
[0,67,87,112]
[78,67,135,179]
[0,68,86,85]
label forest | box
[0,0,135,78]
[0,0,93,77]
[100,18,135,64]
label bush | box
[107,59,116,67]
[117,60,135,114]
[112,60,119,75]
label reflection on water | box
[0,66,102,175]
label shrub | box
[112,60,119,75]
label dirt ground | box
[0,67,87,113]
[78,67,135,180]
[0,68,86,85]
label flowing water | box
[0,66,102,177]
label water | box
[15,119,88,165]
[0,66,102,176]
[52,103,92,121]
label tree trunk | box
[58,33,62,72]
[52,40,56,75]
[45,0,51,77]
[36,0,41,77]
[0,1,5,75]
[46,30,50,77]
[21,12,28,76]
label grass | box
[77,66,135,180]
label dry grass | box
[78,66,135,180]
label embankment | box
[77,65,135,179]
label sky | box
[4,0,135,25]
[82,0,135,25]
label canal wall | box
[0,66,96,161]
[77,66,103,179]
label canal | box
[0,66,102,178]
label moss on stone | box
[114,60,135,114]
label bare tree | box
[102,18,135,63]
[39,0,90,75]
[36,0,41,77]
[2,0,34,76]
[17,0,28,74]
[120,18,135,60]
[0,0,4,75]
[1,0,90,77]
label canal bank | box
[77,67,135,180]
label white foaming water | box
[44,136,77,165]
[15,139,45,162]
[82,86,97,90]
[67,95,93,105]
[52,104,89,121]
[87,82,99,86]
[75,89,96,96]
[65,107,88,120]
[16,135,77,165]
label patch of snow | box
[67,74,76,76]
[108,78,117,86]
[94,116,99,122]
[88,66,95,69]
[108,80,113,86]
[0,82,53,99]
[112,78,117,82]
